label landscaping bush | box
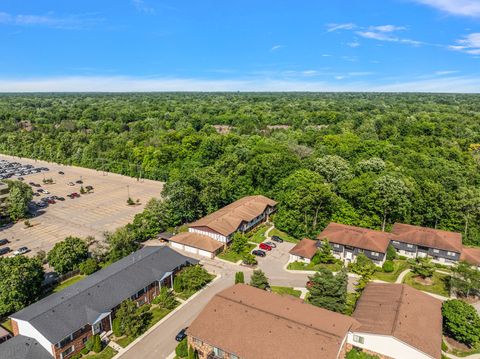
[242,253,257,266]
[71,354,82,359]
[235,271,245,284]
[84,336,94,352]
[410,257,435,279]
[92,334,102,353]
[175,338,188,358]
[386,244,397,261]
[80,347,89,355]
[249,269,269,290]
[398,255,407,260]
[79,258,100,275]
[346,348,379,359]
[442,299,480,347]
[382,260,394,273]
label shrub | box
[80,347,89,355]
[92,334,102,353]
[79,258,99,275]
[175,338,188,358]
[382,260,394,273]
[84,336,94,352]
[410,257,435,278]
[249,269,269,290]
[386,244,397,261]
[71,354,82,359]
[242,253,257,266]
[235,271,245,284]
[112,318,122,337]
[174,265,212,293]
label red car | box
[259,243,272,251]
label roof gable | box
[392,223,462,253]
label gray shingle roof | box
[0,335,52,359]
[11,246,198,344]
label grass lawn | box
[287,261,343,272]
[1,319,12,332]
[269,228,298,243]
[247,224,269,243]
[85,346,117,359]
[53,274,86,293]
[372,260,409,283]
[271,286,302,297]
[403,271,450,297]
[217,243,256,263]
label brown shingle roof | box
[353,283,442,359]
[188,195,277,237]
[169,232,224,253]
[289,238,318,259]
[392,223,463,253]
[187,284,360,359]
[460,246,480,266]
[317,222,391,253]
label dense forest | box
[0,93,479,245]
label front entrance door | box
[93,321,103,335]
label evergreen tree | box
[249,269,269,290]
[235,271,245,284]
[308,267,347,313]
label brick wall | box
[52,325,92,359]
[188,336,238,359]
[10,319,18,336]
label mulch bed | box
[413,275,433,285]
[445,336,471,351]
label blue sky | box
[1,0,480,92]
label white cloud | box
[0,11,101,29]
[347,41,360,48]
[326,23,356,32]
[434,70,459,75]
[369,25,406,32]
[449,33,480,54]
[356,29,423,46]
[270,45,284,52]
[413,0,480,17]
[132,0,155,14]
[13,74,478,93]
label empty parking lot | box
[0,154,163,255]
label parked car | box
[0,239,9,246]
[12,247,29,256]
[54,196,65,201]
[85,185,94,191]
[271,236,283,243]
[58,171,65,175]
[17,177,24,181]
[47,199,56,204]
[252,249,266,257]
[0,247,11,256]
[265,241,277,248]
[76,180,83,184]
[67,182,75,186]
[259,243,273,251]
[175,328,188,342]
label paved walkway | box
[395,268,411,283]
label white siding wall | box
[188,228,228,243]
[347,332,433,359]
[198,249,214,258]
[14,319,54,355]
[289,254,311,264]
[184,245,197,254]
[171,242,184,251]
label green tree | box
[175,338,188,358]
[249,269,269,290]
[242,253,257,266]
[92,334,102,353]
[229,232,248,254]
[308,268,347,313]
[47,236,89,274]
[442,299,480,347]
[174,265,212,293]
[373,175,411,231]
[312,155,352,185]
[152,286,178,310]
[450,261,480,298]
[312,240,336,264]
[0,256,44,316]
[386,244,397,261]
[350,253,377,278]
[78,258,100,275]
[106,227,139,263]
[128,198,172,242]
[410,257,435,279]
[235,271,245,284]
[5,180,33,221]
[112,300,152,338]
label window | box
[213,347,225,357]
[407,244,413,248]
[433,249,439,253]
[447,251,456,256]
[371,252,379,257]
[392,240,399,244]
[353,335,365,344]
[82,337,88,345]
[231,355,239,359]
[61,346,74,359]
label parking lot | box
[0,154,163,256]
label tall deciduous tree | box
[0,256,44,316]
[442,299,480,347]
[47,236,89,274]
[5,180,33,221]
[373,175,411,231]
